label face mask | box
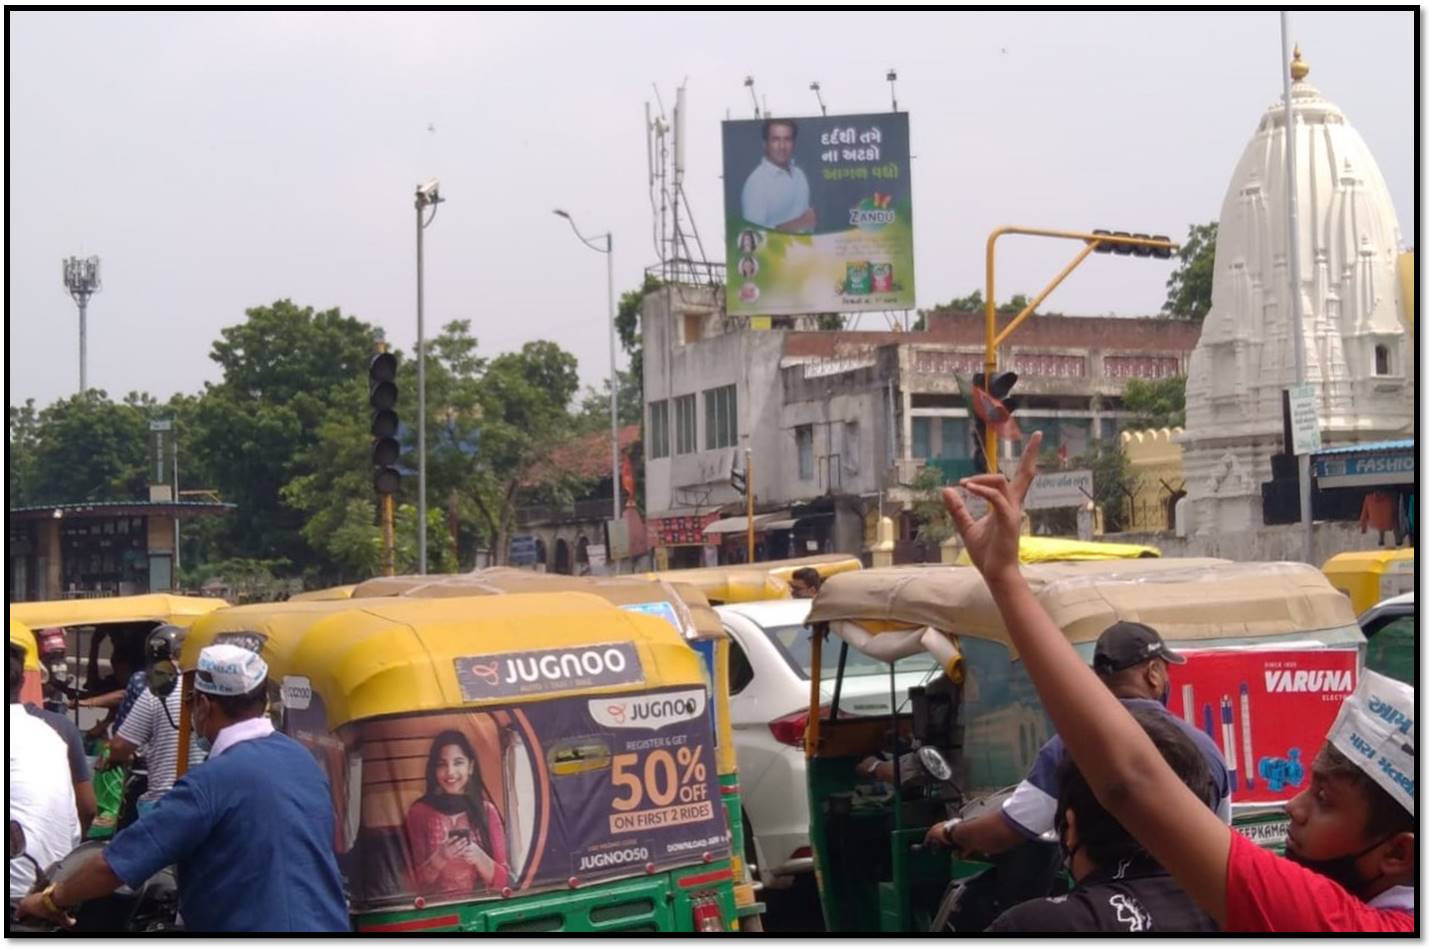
[196,735,212,753]
[1286,835,1391,895]
[1157,680,1172,707]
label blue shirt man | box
[15,644,349,932]
[740,118,814,233]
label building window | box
[1374,345,1392,376]
[648,400,670,459]
[796,426,814,480]
[674,394,697,455]
[704,384,738,450]
[939,418,970,459]
[843,421,860,473]
[911,417,931,461]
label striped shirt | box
[116,689,206,802]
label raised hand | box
[940,431,1042,584]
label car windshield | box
[762,623,938,680]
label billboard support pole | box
[745,448,755,563]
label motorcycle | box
[8,820,180,932]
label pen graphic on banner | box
[1239,683,1255,791]
[1220,695,1238,790]
[1203,703,1216,745]
[1182,684,1196,726]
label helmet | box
[146,624,187,698]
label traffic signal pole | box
[745,448,755,563]
[982,226,1179,472]
[382,494,396,577]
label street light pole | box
[415,179,443,574]
[555,210,621,523]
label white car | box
[1358,591,1414,685]
[717,599,938,889]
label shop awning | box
[1311,439,1414,489]
[703,513,788,535]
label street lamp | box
[554,209,619,524]
[415,178,444,574]
[62,256,101,394]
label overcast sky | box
[7,10,1417,409]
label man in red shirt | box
[940,431,1415,933]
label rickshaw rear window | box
[763,624,936,679]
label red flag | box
[968,383,1022,441]
[1058,442,1069,467]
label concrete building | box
[1182,49,1414,535]
[641,280,1202,567]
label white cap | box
[1325,670,1414,816]
[195,644,269,697]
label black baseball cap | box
[1091,621,1185,674]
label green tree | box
[18,392,152,503]
[1122,377,1187,430]
[910,464,954,545]
[8,399,42,506]
[913,290,1035,330]
[470,340,582,563]
[1163,222,1218,321]
[191,300,383,568]
[614,273,664,393]
[576,369,642,432]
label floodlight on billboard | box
[721,111,916,316]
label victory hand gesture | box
[941,431,1043,584]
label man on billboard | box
[740,119,814,233]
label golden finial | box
[1291,45,1309,82]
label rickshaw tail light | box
[768,705,829,746]
[691,893,725,933]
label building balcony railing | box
[516,497,616,526]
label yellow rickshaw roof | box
[287,584,357,602]
[9,618,42,672]
[953,535,1161,566]
[806,558,1358,657]
[182,592,709,728]
[1320,547,1415,572]
[350,570,726,640]
[9,594,231,630]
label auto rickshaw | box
[645,554,863,605]
[7,594,230,727]
[9,618,44,705]
[345,569,763,929]
[9,594,230,838]
[801,559,1365,932]
[952,535,1160,566]
[1320,547,1414,615]
[177,593,739,933]
[288,584,358,602]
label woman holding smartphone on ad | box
[405,730,510,895]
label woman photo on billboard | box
[404,729,510,895]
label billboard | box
[722,112,915,316]
[1166,648,1359,806]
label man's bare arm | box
[943,432,1231,926]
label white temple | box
[1181,48,1413,535]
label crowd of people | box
[7,436,1415,932]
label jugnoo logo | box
[577,846,649,872]
[280,675,313,711]
[455,642,643,700]
[590,689,706,732]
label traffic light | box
[370,352,400,496]
[969,370,1019,474]
[1092,229,1175,259]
